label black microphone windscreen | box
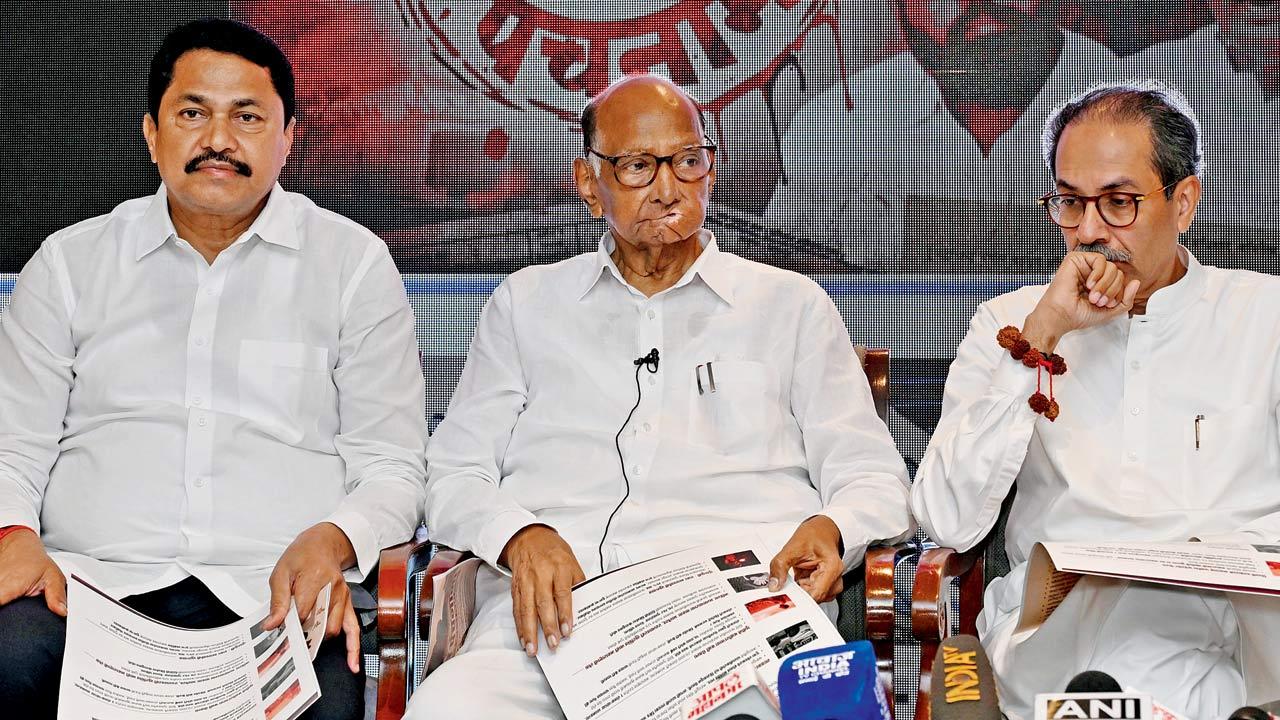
[929,634,1001,720]
[1228,708,1273,720]
[1064,670,1122,694]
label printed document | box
[58,574,321,720]
[537,537,844,720]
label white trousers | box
[405,564,565,720]
[980,573,1247,720]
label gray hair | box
[1041,79,1204,197]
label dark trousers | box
[0,576,363,720]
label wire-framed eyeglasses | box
[1037,179,1181,228]
[585,143,717,188]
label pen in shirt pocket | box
[1194,414,1204,451]
[695,362,717,395]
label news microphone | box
[681,663,780,720]
[1057,673,1181,720]
[1228,708,1279,720]
[1035,690,1151,719]
[929,634,1001,720]
[777,640,891,720]
[1065,671,1122,694]
[634,348,660,371]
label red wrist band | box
[997,326,1068,421]
[0,525,35,543]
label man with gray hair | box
[410,73,913,719]
[911,80,1280,718]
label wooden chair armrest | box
[375,538,461,720]
[865,542,916,640]
[865,541,920,718]
[416,546,467,641]
[911,546,984,720]
[911,547,983,641]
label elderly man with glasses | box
[407,73,913,719]
[911,79,1280,719]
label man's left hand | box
[768,516,845,603]
[262,522,360,673]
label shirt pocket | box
[1184,404,1269,508]
[237,340,331,443]
[688,359,776,460]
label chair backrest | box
[983,489,1016,586]
[836,346,891,642]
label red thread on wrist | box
[0,525,35,544]
[998,326,1068,422]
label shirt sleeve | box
[791,288,913,573]
[424,280,539,569]
[910,300,1040,552]
[0,242,76,533]
[324,243,428,580]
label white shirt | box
[911,245,1280,601]
[425,232,912,577]
[1123,24,1280,228]
[0,185,427,615]
[766,30,1124,269]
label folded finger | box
[1122,278,1141,308]
[264,567,293,630]
[1082,253,1107,289]
[343,604,361,674]
[44,569,68,617]
[326,582,348,638]
[807,562,843,602]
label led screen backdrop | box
[3,0,1278,472]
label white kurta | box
[1123,24,1280,230]
[0,185,427,615]
[911,247,1280,718]
[764,30,1125,269]
[412,231,913,718]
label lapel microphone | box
[634,348,660,371]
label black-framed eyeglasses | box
[1037,179,1181,228]
[585,142,717,188]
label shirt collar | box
[1142,244,1205,318]
[134,183,298,261]
[577,228,735,306]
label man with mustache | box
[766,0,1124,270]
[1125,0,1279,230]
[409,73,912,719]
[0,19,426,720]
[911,80,1280,718]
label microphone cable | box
[598,348,659,573]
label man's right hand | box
[1022,251,1141,353]
[0,529,66,616]
[498,524,585,657]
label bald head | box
[580,74,707,154]
[572,74,715,251]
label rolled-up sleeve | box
[424,280,538,569]
[0,241,76,533]
[791,288,913,573]
[911,301,1039,552]
[327,243,428,579]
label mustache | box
[1074,243,1132,263]
[184,150,252,177]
